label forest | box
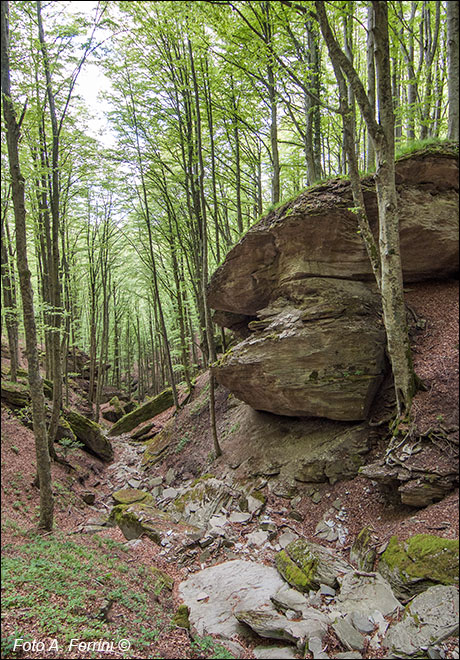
[1,1,459,659]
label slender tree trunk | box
[36,1,63,455]
[1,0,53,530]
[1,211,19,381]
[315,0,416,416]
[188,38,221,457]
[447,1,459,140]
[366,3,376,169]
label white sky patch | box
[64,0,117,148]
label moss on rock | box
[172,604,190,629]
[109,503,163,544]
[112,488,154,505]
[1,379,30,407]
[109,388,174,436]
[142,421,174,466]
[150,566,174,592]
[65,409,113,462]
[275,550,311,592]
[276,539,351,592]
[350,525,376,572]
[379,534,459,599]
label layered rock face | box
[209,147,458,421]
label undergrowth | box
[1,530,236,659]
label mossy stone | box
[56,417,77,443]
[379,534,459,599]
[275,550,311,592]
[142,420,174,465]
[172,604,190,629]
[150,566,174,592]
[112,488,154,505]
[1,379,30,407]
[109,503,163,544]
[350,525,376,572]
[65,409,113,462]
[109,388,174,436]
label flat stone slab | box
[229,511,251,523]
[178,560,285,639]
[271,584,310,614]
[385,585,459,658]
[236,609,328,645]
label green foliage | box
[191,635,236,659]
[58,436,84,459]
[174,433,191,453]
[1,532,169,655]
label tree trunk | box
[1,0,53,530]
[1,211,19,381]
[315,0,416,416]
[366,3,376,169]
[188,37,221,458]
[447,1,459,140]
[36,1,63,455]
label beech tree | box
[447,1,459,140]
[1,0,54,530]
[315,1,417,415]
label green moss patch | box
[109,388,174,436]
[112,488,153,505]
[1,379,30,407]
[380,534,459,586]
[275,550,311,592]
[379,534,459,599]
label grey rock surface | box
[384,585,459,658]
[253,646,298,659]
[332,617,365,651]
[335,572,401,616]
[178,560,285,639]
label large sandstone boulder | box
[209,147,458,421]
[213,278,386,420]
[208,148,458,316]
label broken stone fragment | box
[332,616,365,651]
[349,525,377,572]
[335,571,401,617]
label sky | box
[66,0,117,147]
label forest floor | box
[1,278,458,659]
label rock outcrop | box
[209,147,458,421]
[214,278,386,420]
[109,388,173,436]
